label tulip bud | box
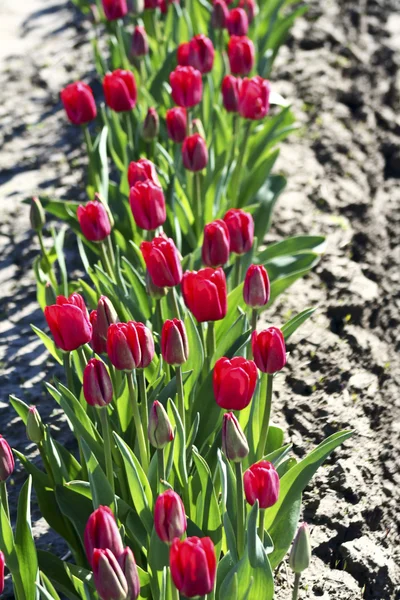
[227,36,255,76]
[243,264,270,308]
[227,7,249,36]
[83,359,113,407]
[132,25,148,57]
[213,356,257,410]
[251,327,286,374]
[222,412,249,462]
[30,197,45,232]
[128,158,161,188]
[97,296,119,340]
[289,523,311,574]
[93,548,128,600]
[77,201,112,242]
[170,537,216,597]
[142,107,159,141]
[90,310,107,354]
[129,180,166,231]
[107,322,155,371]
[221,75,242,113]
[26,406,44,444]
[243,460,280,509]
[118,548,140,600]
[238,0,257,22]
[154,490,187,543]
[191,118,206,139]
[161,319,189,365]
[202,220,230,268]
[166,108,187,144]
[239,76,271,120]
[102,0,128,20]
[182,134,208,172]
[84,506,124,566]
[187,34,215,74]
[0,436,14,482]
[148,401,174,449]
[146,271,168,299]
[212,0,229,29]
[223,208,254,254]
[177,42,190,67]
[45,283,57,306]
[0,551,4,595]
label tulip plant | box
[1,0,352,599]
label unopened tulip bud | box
[26,406,44,444]
[107,322,155,371]
[83,359,113,407]
[0,551,4,595]
[45,283,57,306]
[90,310,107,354]
[93,548,128,600]
[148,401,174,449]
[102,0,128,20]
[243,264,270,308]
[223,208,254,254]
[154,490,187,543]
[221,75,242,113]
[227,7,248,36]
[161,319,189,365]
[251,327,286,374]
[243,460,280,509]
[97,296,119,340]
[0,436,14,482]
[166,107,187,144]
[202,220,230,268]
[222,412,249,462]
[84,506,124,566]
[182,134,208,172]
[289,523,311,573]
[77,200,112,242]
[118,548,140,600]
[146,271,168,299]
[142,107,159,141]
[30,197,45,232]
[132,25,148,57]
[212,0,229,29]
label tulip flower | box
[251,327,286,374]
[128,158,161,188]
[92,548,128,600]
[227,7,249,36]
[132,25,148,57]
[61,81,97,125]
[182,267,227,322]
[243,460,280,508]
[90,310,107,354]
[44,293,92,352]
[77,201,111,242]
[166,107,187,143]
[227,35,255,75]
[238,76,271,120]
[102,0,128,20]
[103,70,137,112]
[223,208,254,254]
[0,551,4,595]
[26,406,44,444]
[30,197,45,232]
[169,66,203,108]
[202,220,231,267]
[212,0,229,29]
[243,264,270,308]
[141,236,182,288]
[170,537,216,598]
[161,319,189,365]
[182,134,208,172]
[97,296,119,340]
[187,35,215,74]
[148,400,174,449]
[222,412,249,462]
[84,506,124,566]
[129,181,166,230]
[238,0,257,22]
[221,75,242,112]
[213,356,257,410]
[107,322,155,371]
[83,359,113,407]
[177,42,190,66]
[155,490,187,544]
[0,436,14,482]
[142,107,159,141]
[145,0,159,7]
[118,548,140,600]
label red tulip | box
[170,537,216,598]
[148,400,174,449]
[129,181,166,230]
[221,75,242,112]
[84,506,124,566]
[92,549,128,600]
[227,36,255,75]
[187,35,215,74]
[222,412,249,462]
[0,436,14,482]
[107,322,155,371]
[243,264,270,308]
[0,551,4,595]
[118,548,140,600]
[202,219,230,267]
[83,358,113,407]
[97,296,119,339]
[145,0,160,7]
[239,76,271,120]
[44,293,92,352]
[212,0,229,29]
[182,134,208,171]
[243,461,280,508]
[166,107,187,143]
[102,0,128,20]
[238,0,257,22]
[142,107,159,141]
[154,490,187,543]
[182,267,227,322]
[251,327,286,374]
[77,200,111,242]
[213,356,257,410]
[227,7,248,36]
[90,310,107,354]
[103,70,137,112]
[177,42,190,66]
[223,208,254,254]
[161,319,189,365]
[141,236,182,287]
[61,82,97,125]
[128,158,161,188]
[132,25,148,57]
[170,66,203,108]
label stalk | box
[194,172,203,237]
[206,321,216,364]
[99,407,115,500]
[157,448,165,490]
[78,345,88,374]
[292,573,301,600]
[248,308,258,359]
[100,240,114,279]
[63,352,74,392]
[137,369,150,458]
[170,569,180,600]
[170,287,181,319]
[106,233,116,268]
[38,230,57,289]
[233,255,242,289]
[257,373,273,459]
[232,120,252,207]
[127,372,149,471]
[125,111,134,158]
[115,19,129,69]
[258,508,266,543]
[176,365,185,434]
[0,481,10,522]
[234,462,245,558]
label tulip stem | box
[155,299,163,334]
[170,287,181,319]
[176,365,186,434]
[258,508,266,543]
[99,407,115,501]
[232,120,252,207]
[0,481,10,522]
[115,19,129,69]
[78,346,88,375]
[257,373,273,460]
[125,111,134,158]
[206,321,216,364]
[233,255,242,289]
[137,369,150,458]
[292,573,301,600]
[38,230,58,290]
[127,372,149,471]
[106,233,116,268]
[194,172,203,237]
[170,568,179,600]
[63,352,74,393]
[157,448,165,489]
[248,309,258,359]
[235,462,245,558]
[100,241,115,279]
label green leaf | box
[257,235,326,264]
[9,394,30,424]
[281,307,317,340]
[268,495,302,568]
[15,476,39,600]
[31,325,63,364]
[81,440,115,509]
[183,312,204,396]
[167,398,188,488]
[253,175,286,245]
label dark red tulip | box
[182,267,227,322]
[132,25,149,57]
[84,506,124,566]
[118,548,140,600]
[161,319,189,365]
[61,82,97,125]
[44,294,92,352]
[77,200,111,242]
[97,296,119,339]
[0,436,14,482]
[170,66,203,108]
[107,322,155,371]
[228,35,255,75]
[243,264,270,308]
[103,69,137,112]
[160,0,179,12]
[142,107,159,141]
[243,461,280,508]
[213,356,257,410]
[177,42,190,66]
[141,236,182,287]
[182,134,208,172]
[221,75,242,112]
[92,549,128,600]
[227,7,248,36]
[166,107,187,143]
[83,358,113,407]
[238,0,257,22]
[202,220,230,267]
[239,76,271,120]
[90,310,108,354]
[187,35,215,74]
[212,0,229,29]
[148,400,174,449]
[222,412,249,462]
[102,0,128,20]
[170,537,216,598]
[128,158,161,188]
[251,327,286,374]
[0,551,4,595]
[129,180,166,230]
[154,490,187,544]
[223,208,254,254]
[145,0,160,8]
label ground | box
[0,0,399,598]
